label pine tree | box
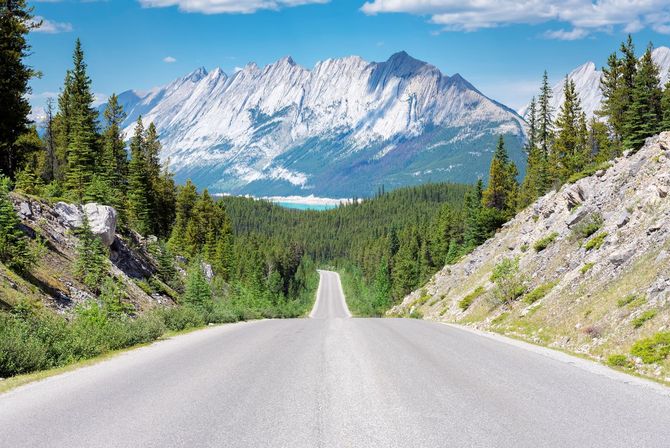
[623,44,663,151]
[74,213,107,291]
[0,176,32,270]
[65,110,96,201]
[126,117,150,234]
[41,98,58,183]
[168,179,198,255]
[589,118,613,164]
[482,136,518,216]
[100,94,127,190]
[537,71,554,164]
[68,39,99,163]
[463,180,485,249]
[519,97,544,207]
[0,0,38,178]
[598,52,624,148]
[554,78,589,180]
[662,79,670,131]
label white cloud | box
[543,28,589,40]
[163,56,177,63]
[30,16,73,34]
[360,0,670,38]
[138,0,329,14]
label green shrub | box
[157,306,205,332]
[523,281,557,304]
[567,162,612,184]
[580,263,595,274]
[459,286,485,311]
[607,354,631,368]
[631,332,670,363]
[0,314,49,377]
[617,294,636,307]
[490,258,527,305]
[533,232,559,252]
[632,309,657,328]
[584,232,607,251]
[572,214,603,239]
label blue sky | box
[27,0,670,116]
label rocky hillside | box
[0,194,175,314]
[393,132,670,382]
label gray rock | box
[54,202,117,247]
[54,202,83,228]
[564,184,587,210]
[609,248,634,267]
[566,206,590,228]
[83,203,117,247]
[201,262,214,282]
[613,211,630,229]
[18,201,32,218]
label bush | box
[523,281,557,304]
[0,314,49,377]
[490,258,527,305]
[617,294,637,307]
[584,232,607,251]
[607,354,631,368]
[632,309,657,329]
[572,214,603,239]
[459,286,485,311]
[567,162,612,184]
[631,332,670,364]
[156,306,205,332]
[533,232,559,252]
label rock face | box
[8,194,175,313]
[393,132,670,380]
[54,202,118,247]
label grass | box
[580,262,595,274]
[458,286,485,311]
[533,232,559,252]
[632,309,657,328]
[618,294,647,308]
[567,162,612,184]
[523,281,558,304]
[572,214,603,239]
[606,354,632,368]
[584,232,607,251]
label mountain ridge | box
[106,51,526,197]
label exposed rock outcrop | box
[393,132,670,381]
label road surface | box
[1,270,669,447]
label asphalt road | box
[1,270,670,447]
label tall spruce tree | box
[554,77,589,180]
[519,97,544,207]
[662,79,670,131]
[101,94,127,188]
[598,52,624,147]
[0,0,38,178]
[127,117,150,234]
[623,44,663,151]
[482,136,518,217]
[65,110,96,201]
[41,98,58,183]
[168,179,198,255]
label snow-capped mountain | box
[519,46,670,121]
[110,52,526,197]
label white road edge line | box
[440,322,670,397]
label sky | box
[26,0,670,117]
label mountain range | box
[109,52,526,197]
[519,46,670,120]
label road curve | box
[1,270,670,447]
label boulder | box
[18,201,32,218]
[83,203,117,247]
[609,248,634,267]
[54,202,118,247]
[564,184,587,210]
